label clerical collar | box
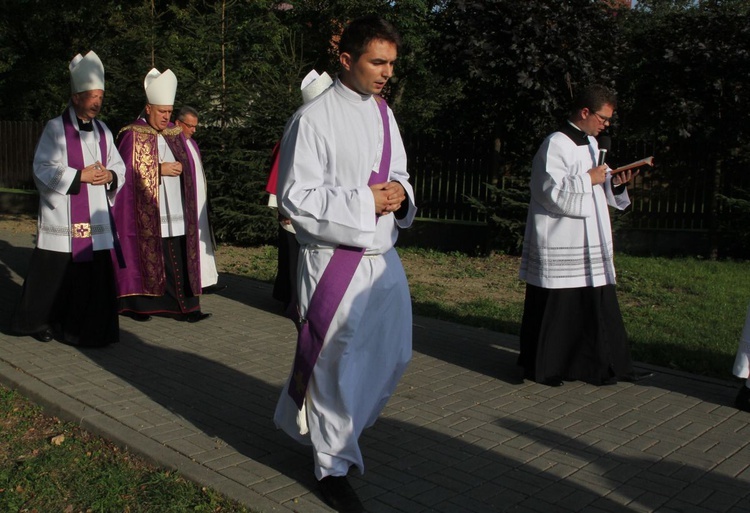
[334,78,371,103]
[559,120,590,146]
[77,117,93,132]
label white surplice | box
[273,79,417,479]
[733,304,750,378]
[519,124,631,289]
[34,106,126,252]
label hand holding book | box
[610,156,654,175]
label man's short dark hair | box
[177,105,199,121]
[571,85,617,114]
[338,15,401,61]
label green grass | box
[217,244,749,380]
[403,249,750,379]
[616,255,750,377]
[3,238,748,510]
[0,387,256,512]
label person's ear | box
[340,52,353,72]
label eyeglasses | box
[591,111,612,125]
[179,121,198,129]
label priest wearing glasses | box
[517,84,653,387]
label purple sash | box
[62,112,107,262]
[287,96,392,409]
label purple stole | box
[166,132,202,296]
[287,96,392,409]
[62,111,107,262]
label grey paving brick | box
[3,227,750,513]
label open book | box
[610,156,654,175]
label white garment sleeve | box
[101,124,126,204]
[386,109,417,229]
[279,116,378,248]
[33,119,79,211]
[531,137,594,219]
[604,172,632,210]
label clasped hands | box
[160,161,183,177]
[588,165,639,186]
[82,161,113,186]
[371,181,405,216]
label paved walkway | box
[1,228,749,513]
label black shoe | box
[318,476,364,513]
[202,284,227,294]
[600,376,619,386]
[34,329,54,342]
[621,371,655,383]
[735,385,750,412]
[540,376,564,387]
[122,312,152,322]
[181,311,212,323]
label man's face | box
[145,104,173,131]
[71,89,104,121]
[580,103,614,137]
[176,113,198,139]
[339,38,397,96]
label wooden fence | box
[0,121,44,190]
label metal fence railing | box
[2,121,747,236]
[0,121,44,190]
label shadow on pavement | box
[1,230,747,511]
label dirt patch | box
[0,214,524,309]
[399,249,525,307]
[0,213,36,234]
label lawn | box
[216,243,750,380]
[0,386,255,513]
[2,213,749,511]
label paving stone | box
[1,226,748,513]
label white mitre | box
[69,51,105,93]
[300,70,333,104]
[144,68,177,106]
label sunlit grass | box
[215,245,749,379]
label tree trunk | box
[708,159,722,261]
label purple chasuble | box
[62,111,107,262]
[112,120,202,297]
[288,95,392,409]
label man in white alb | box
[12,50,126,347]
[273,15,416,513]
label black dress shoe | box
[318,476,364,513]
[202,284,227,294]
[600,376,619,386]
[182,311,212,323]
[34,329,54,342]
[735,385,750,412]
[122,312,152,322]
[540,376,564,387]
[621,371,655,382]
